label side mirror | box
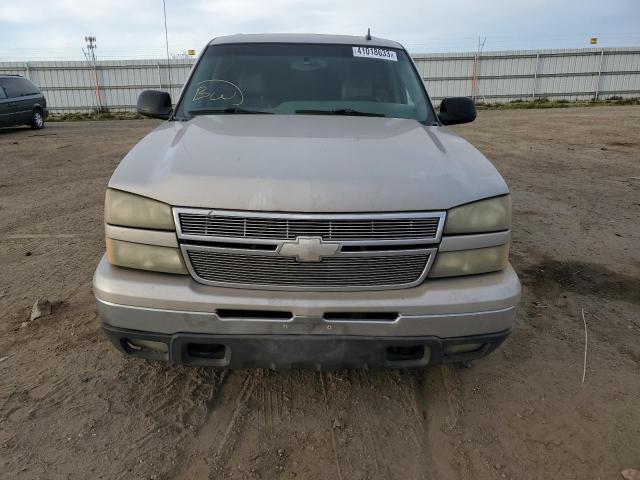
[137,90,172,119]
[438,97,476,126]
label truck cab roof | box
[208,33,404,49]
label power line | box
[1,31,639,61]
[163,0,173,95]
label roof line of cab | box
[207,33,404,49]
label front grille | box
[178,212,441,241]
[186,249,431,290]
[175,208,444,290]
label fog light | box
[125,339,168,353]
[444,343,484,355]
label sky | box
[0,0,639,60]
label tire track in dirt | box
[172,370,258,480]
[407,366,470,479]
[100,363,222,480]
[352,371,394,480]
[258,369,288,439]
[319,372,344,480]
[311,368,436,480]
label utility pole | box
[471,36,486,102]
[83,36,103,112]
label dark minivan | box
[0,75,48,129]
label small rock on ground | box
[30,298,52,321]
[622,469,640,480]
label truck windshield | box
[174,43,436,123]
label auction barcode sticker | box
[352,46,397,61]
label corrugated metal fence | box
[413,47,640,102]
[0,59,193,113]
[0,47,638,113]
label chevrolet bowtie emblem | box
[278,236,340,262]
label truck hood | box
[108,115,508,212]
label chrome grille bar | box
[174,209,445,245]
[183,245,436,291]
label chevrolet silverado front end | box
[93,33,520,369]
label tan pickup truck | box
[93,33,520,369]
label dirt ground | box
[1,107,639,480]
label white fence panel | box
[1,47,638,113]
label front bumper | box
[102,324,511,369]
[94,255,520,368]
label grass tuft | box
[49,111,146,122]
[473,96,640,110]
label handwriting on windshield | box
[192,80,244,105]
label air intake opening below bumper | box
[323,311,399,321]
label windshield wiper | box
[187,107,273,116]
[295,109,386,117]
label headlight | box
[429,244,509,278]
[444,196,511,234]
[106,238,187,274]
[105,188,175,230]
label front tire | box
[30,109,45,129]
